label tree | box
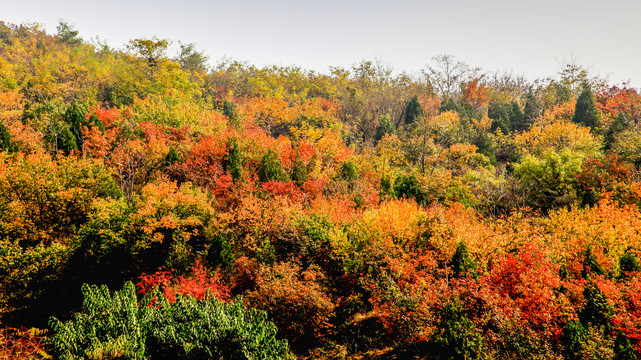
[56,20,81,45]
[573,87,601,130]
[522,90,540,129]
[176,41,209,73]
[424,54,479,99]
[451,241,477,279]
[375,113,395,142]
[49,282,292,360]
[614,331,637,360]
[127,37,170,67]
[223,100,240,128]
[579,280,613,328]
[223,136,243,183]
[258,150,288,182]
[431,298,486,360]
[402,95,424,127]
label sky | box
[3,0,641,87]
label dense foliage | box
[2,20,641,359]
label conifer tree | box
[224,136,243,182]
[258,150,288,182]
[403,95,424,126]
[510,101,525,132]
[0,121,15,153]
[223,100,240,128]
[523,91,540,129]
[614,331,637,360]
[451,241,477,279]
[578,280,613,328]
[290,151,307,186]
[375,114,395,142]
[573,87,601,130]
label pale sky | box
[3,0,641,87]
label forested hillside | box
[2,21,641,359]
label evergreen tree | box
[164,147,181,165]
[394,174,425,204]
[339,160,358,181]
[581,246,605,278]
[509,101,525,132]
[290,151,308,186]
[573,87,601,130]
[605,113,629,150]
[614,331,637,360]
[58,126,78,155]
[488,101,511,134]
[223,136,243,182]
[0,121,16,153]
[561,320,587,360]
[578,280,614,328]
[258,150,288,182]
[64,102,89,150]
[223,100,240,128]
[403,95,424,126]
[431,298,486,360]
[451,241,477,279]
[619,249,641,278]
[375,113,395,142]
[523,91,540,130]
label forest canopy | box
[2,21,641,360]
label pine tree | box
[578,280,613,328]
[573,87,601,130]
[562,320,587,360]
[581,246,605,278]
[223,100,240,128]
[431,297,486,360]
[523,91,540,130]
[290,151,308,186]
[614,331,637,360]
[223,136,243,182]
[619,249,641,279]
[451,241,477,279]
[64,102,88,148]
[509,101,525,132]
[375,114,395,142]
[403,95,424,126]
[258,150,288,182]
[0,121,15,153]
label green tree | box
[573,87,601,130]
[619,249,640,278]
[522,90,540,129]
[223,136,243,182]
[510,101,525,132]
[451,241,477,279]
[258,150,288,182]
[578,280,613,328]
[403,95,424,127]
[50,282,291,360]
[176,41,209,73]
[431,298,486,360]
[394,174,425,204]
[0,121,16,153]
[290,151,308,186]
[223,100,241,128]
[582,246,605,278]
[339,160,358,181]
[56,20,81,45]
[562,320,587,360]
[375,113,396,142]
[614,331,637,360]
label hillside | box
[2,21,641,359]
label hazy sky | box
[3,0,641,87]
